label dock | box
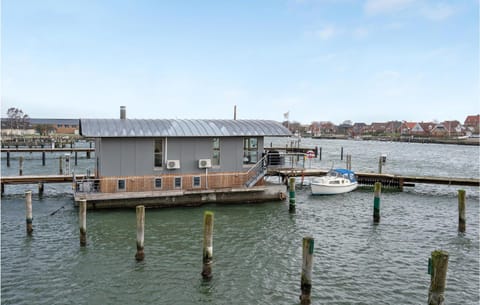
[1,147,95,153]
[0,174,94,194]
[266,169,480,189]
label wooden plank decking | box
[267,169,480,187]
[1,174,93,185]
[1,148,94,153]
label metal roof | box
[80,119,291,137]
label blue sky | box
[2,0,478,124]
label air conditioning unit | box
[166,160,180,169]
[198,159,212,169]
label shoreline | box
[311,135,480,146]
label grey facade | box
[80,119,290,178]
[95,136,264,176]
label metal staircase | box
[244,155,268,188]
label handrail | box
[244,154,269,187]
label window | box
[118,179,126,191]
[193,176,201,188]
[174,177,182,189]
[154,139,163,167]
[243,137,258,164]
[154,177,162,189]
[212,138,220,166]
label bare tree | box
[6,107,30,130]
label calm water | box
[1,139,479,304]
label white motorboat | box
[310,168,358,195]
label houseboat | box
[75,110,291,208]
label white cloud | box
[420,3,456,21]
[314,25,337,40]
[364,0,414,15]
[353,27,369,39]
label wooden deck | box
[1,174,93,185]
[267,169,480,187]
[1,147,94,153]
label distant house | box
[76,115,291,208]
[464,115,480,133]
[337,123,353,135]
[368,122,388,135]
[419,122,436,136]
[386,121,402,134]
[401,122,425,136]
[29,119,79,135]
[430,124,448,137]
[319,121,337,135]
[352,122,367,136]
[441,120,464,137]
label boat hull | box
[311,182,358,195]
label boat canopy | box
[330,168,357,182]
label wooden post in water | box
[59,155,63,175]
[340,147,344,160]
[79,199,87,246]
[428,250,449,305]
[346,154,352,170]
[319,147,322,160]
[42,151,46,166]
[458,190,466,233]
[135,205,145,261]
[300,236,314,305]
[289,177,296,212]
[378,156,383,174]
[38,183,44,196]
[19,156,24,176]
[6,151,10,167]
[74,151,78,166]
[25,191,33,235]
[87,142,92,159]
[373,182,381,223]
[202,211,214,279]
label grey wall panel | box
[100,139,122,176]
[98,136,266,177]
[120,139,136,175]
[135,139,153,175]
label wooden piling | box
[340,147,344,160]
[79,199,87,246]
[59,156,63,175]
[289,177,296,212]
[42,151,46,166]
[300,236,314,305]
[19,156,24,176]
[319,147,322,160]
[378,156,383,174]
[135,205,145,261]
[202,211,214,279]
[74,151,78,166]
[87,142,92,159]
[6,151,10,167]
[458,190,466,233]
[25,191,33,235]
[38,183,44,196]
[1,183,4,195]
[428,250,449,305]
[373,182,381,223]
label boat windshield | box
[328,169,357,182]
